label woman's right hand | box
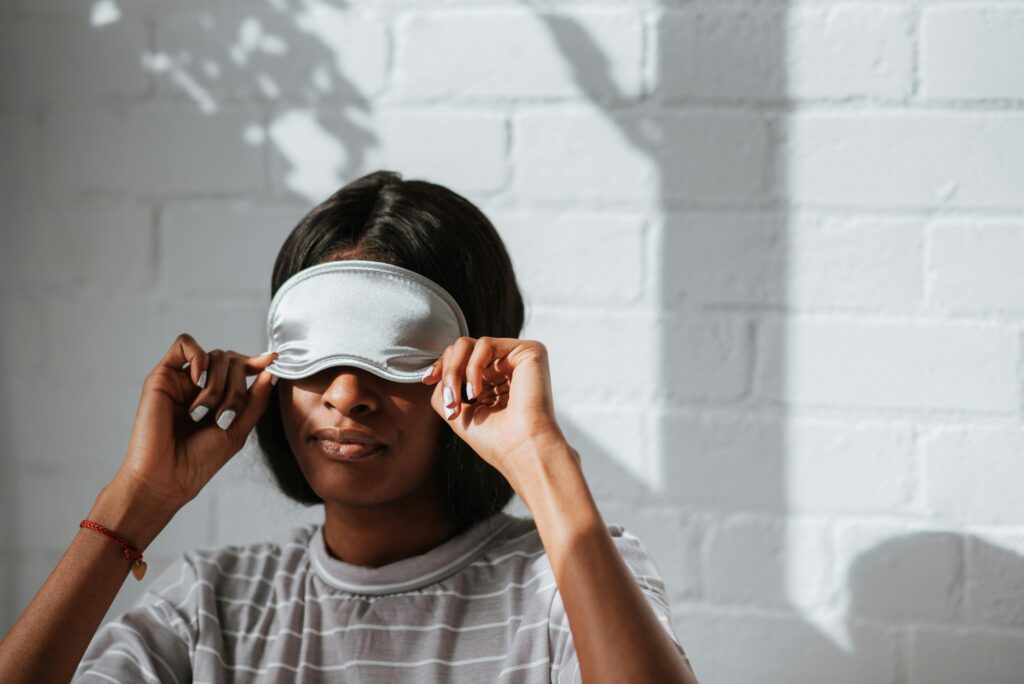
[109,333,279,515]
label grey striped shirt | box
[73,510,689,682]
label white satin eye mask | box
[262,259,469,382]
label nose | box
[320,366,379,417]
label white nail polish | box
[444,385,455,407]
[217,410,236,430]
[197,370,207,389]
[190,405,208,422]
[444,404,455,420]
[182,361,190,371]
[465,381,474,401]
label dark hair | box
[254,170,525,531]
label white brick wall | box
[3,1,1024,682]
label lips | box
[310,427,387,462]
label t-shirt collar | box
[309,510,515,595]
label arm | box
[0,335,278,682]
[0,479,177,683]
[513,439,699,684]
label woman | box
[0,171,697,683]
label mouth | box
[312,438,387,462]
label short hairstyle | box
[254,170,525,531]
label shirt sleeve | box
[548,526,693,684]
[72,552,199,684]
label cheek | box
[277,388,311,454]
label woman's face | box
[277,365,444,507]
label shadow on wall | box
[150,0,379,202]
[687,532,1024,683]
[531,4,1024,684]
[532,3,793,679]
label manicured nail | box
[444,385,455,407]
[444,404,455,420]
[465,381,475,401]
[422,366,433,382]
[197,370,207,389]
[271,374,278,386]
[182,361,190,371]
[216,410,236,430]
[190,405,208,422]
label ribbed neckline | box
[309,511,516,596]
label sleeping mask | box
[262,259,469,383]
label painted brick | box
[267,108,508,203]
[965,532,1024,630]
[785,419,915,515]
[516,109,769,205]
[928,220,1024,312]
[923,7,1024,100]
[658,5,912,101]
[664,212,923,310]
[909,626,1024,684]
[0,202,155,294]
[0,17,148,104]
[487,208,646,307]
[656,411,787,511]
[525,310,752,405]
[6,375,141,473]
[757,318,1019,413]
[0,291,47,382]
[786,113,1024,209]
[395,9,643,101]
[704,514,833,611]
[45,103,265,197]
[837,523,963,624]
[675,606,898,684]
[926,429,1024,526]
[156,6,387,102]
[162,201,303,298]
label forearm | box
[0,479,176,683]
[513,440,697,684]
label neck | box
[321,489,461,568]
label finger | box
[226,367,277,451]
[213,357,247,431]
[188,350,229,423]
[421,358,441,385]
[441,337,476,421]
[157,333,209,389]
[226,349,279,374]
[482,358,508,386]
[464,337,497,405]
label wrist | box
[511,440,602,538]
[87,479,179,552]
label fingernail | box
[444,385,455,408]
[197,370,207,389]
[217,410,236,430]
[190,405,208,422]
[444,404,455,420]
[465,381,475,401]
[421,366,433,382]
[182,361,190,371]
[271,374,278,386]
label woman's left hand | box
[421,336,575,484]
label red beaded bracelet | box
[80,519,148,581]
